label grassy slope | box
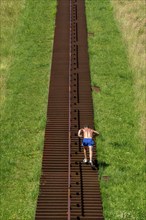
[85,0,145,219]
[1,0,25,109]
[111,0,146,146]
[0,0,56,219]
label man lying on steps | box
[78,125,99,166]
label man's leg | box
[83,146,88,162]
[89,146,93,164]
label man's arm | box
[78,129,83,138]
[93,130,99,136]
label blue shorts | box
[82,138,94,147]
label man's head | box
[84,125,89,128]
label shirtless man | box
[78,125,99,165]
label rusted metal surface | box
[35,0,104,219]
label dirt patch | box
[102,176,110,181]
[92,86,101,93]
[88,32,94,37]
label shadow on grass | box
[94,160,110,170]
[93,160,110,180]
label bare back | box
[82,128,94,138]
[78,127,99,138]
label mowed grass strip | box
[111,0,146,145]
[0,0,56,219]
[1,0,25,109]
[85,0,145,220]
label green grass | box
[111,0,146,145]
[1,0,25,108]
[0,0,56,219]
[85,0,145,219]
